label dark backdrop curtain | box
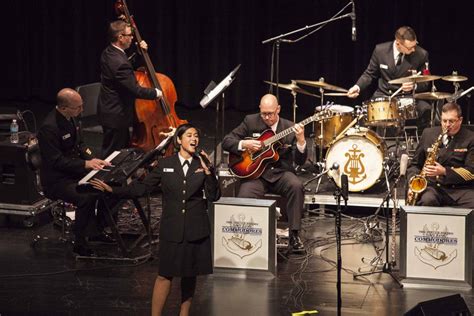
[3,0,474,120]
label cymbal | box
[414,91,452,100]
[263,81,320,98]
[294,80,348,92]
[442,74,468,82]
[388,74,442,84]
[324,92,349,97]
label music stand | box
[200,64,241,168]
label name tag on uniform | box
[454,148,468,152]
[380,64,388,69]
[163,168,174,172]
[62,133,71,140]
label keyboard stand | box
[75,195,154,263]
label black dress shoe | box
[73,244,96,257]
[88,232,117,244]
[289,235,305,253]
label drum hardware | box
[264,80,320,123]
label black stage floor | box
[1,104,473,315]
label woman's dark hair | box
[173,123,200,149]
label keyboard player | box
[37,88,116,257]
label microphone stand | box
[262,3,353,99]
[328,175,345,316]
[353,160,403,287]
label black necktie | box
[396,53,402,66]
[182,160,190,175]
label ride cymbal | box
[294,80,348,92]
[414,91,452,100]
[442,74,468,82]
[263,81,320,98]
[388,74,441,84]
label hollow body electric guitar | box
[229,110,333,179]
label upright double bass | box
[115,0,187,154]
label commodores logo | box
[221,214,262,259]
[413,222,458,269]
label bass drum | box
[325,127,386,192]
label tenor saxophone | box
[406,128,447,206]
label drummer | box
[347,26,431,132]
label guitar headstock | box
[311,109,335,122]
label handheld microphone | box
[194,147,212,169]
[351,1,357,42]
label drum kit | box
[265,71,470,193]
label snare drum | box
[325,127,386,192]
[364,97,400,126]
[397,96,418,120]
[314,105,354,148]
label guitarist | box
[222,94,307,253]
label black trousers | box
[101,126,130,159]
[237,171,304,230]
[418,186,474,209]
[45,181,106,241]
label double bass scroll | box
[115,0,187,154]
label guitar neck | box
[262,116,315,147]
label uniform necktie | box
[182,160,190,175]
[396,53,402,66]
[442,134,452,147]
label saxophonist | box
[407,102,474,208]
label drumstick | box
[390,86,403,99]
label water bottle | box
[10,119,19,143]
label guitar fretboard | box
[262,112,328,146]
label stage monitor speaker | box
[404,294,471,316]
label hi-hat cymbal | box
[414,91,452,100]
[294,80,348,92]
[263,81,320,98]
[442,74,468,82]
[389,74,442,84]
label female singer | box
[91,123,220,316]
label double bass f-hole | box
[115,0,187,154]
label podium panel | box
[400,206,473,289]
[210,197,276,276]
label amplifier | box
[218,168,240,197]
[0,134,42,205]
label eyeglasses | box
[441,118,460,125]
[121,33,133,37]
[260,111,277,118]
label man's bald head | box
[259,94,280,127]
[56,88,83,118]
